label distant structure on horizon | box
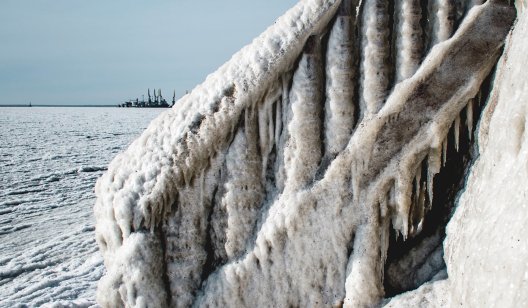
[118,89,177,108]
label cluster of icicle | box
[94,0,515,306]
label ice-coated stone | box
[94,0,525,307]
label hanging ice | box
[93,0,520,307]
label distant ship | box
[118,89,176,108]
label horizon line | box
[0,104,118,107]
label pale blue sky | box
[0,0,297,105]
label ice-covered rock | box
[385,5,528,307]
[444,6,528,306]
[94,0,526,306]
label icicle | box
[432,0,455,46]
[258,104,269,158]
[268,101,275,155]
[324,0,357,157]
[442,137,448,167]
[284,35,324,190]
[454,115,460,152]
[275,98,282,144]
[281,72,292,125]
[466,99,474,140]
[409,166,423,236]
[260,101,276,180]
[411,172,427,235]
[416,218,424,234]
[380,193,389,218]
[395,176,413,239]
[395,0,423,82]
[427,147,441,206]
[379,203,391,280]
[416,184,426,232]
[389,184,397,210]
[257,83,280,175]
[223,107,263,259]
[259,106,269,181]
[274,74,290,193]
[359,0,391,116]
[414,164,422,205]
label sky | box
[0,0,298,105]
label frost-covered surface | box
[0,108,163,307]
[94,0,518,307]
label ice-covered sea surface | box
[0,107,165,307]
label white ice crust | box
[94,0,523,307]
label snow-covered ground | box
[0,107,164,307]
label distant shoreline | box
[0,104,117,107]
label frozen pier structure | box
[95,0,528,306]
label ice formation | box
[94,0,525,306]
[386,5,528,306]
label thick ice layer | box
[94,0,517,306]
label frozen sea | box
[0,107,165,307]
